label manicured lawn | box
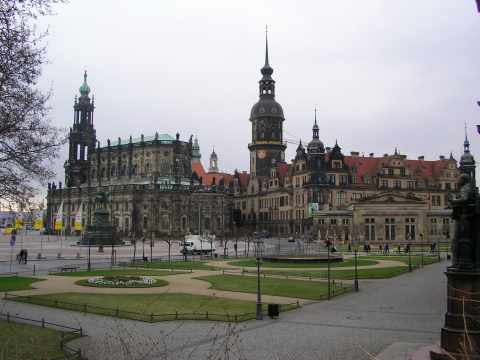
[197,274,350,300]
[0,276,43,292]
[250,266,410,280]
[228,258,378,269]
[0,319,78,360]
[133,260,215,270]
[364,255,439,267]
[75,278,169,288]
[50,268,180,277]
[10,292,297,322]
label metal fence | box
[0,311,85,360]
[3,292,300,323]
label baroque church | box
[47,35,473,244]
[46,72,233,238]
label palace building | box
[231,34,471,244]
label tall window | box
[365,218,375,241]
[336,191,346,206]
[382,179,388,188]
[385,218,395,241]
[328,174,336,185]
[405,218,416,240]
[442,218,450,239]
[395,180,401,189]
[340,175,348,185]
[430,218,438,235]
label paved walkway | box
[0,260,448,360]
[8,270,308,305]
[207,258,406,271]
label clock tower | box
[248,31,286,178]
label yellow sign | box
[33,218,43,231]
[15,218,23,230]
[74,202,82,231]
[3,227,13,235]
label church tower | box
[307,108,327,184]
[65,71,96,187]
[460,125,476,184]
[209,148,219,173]
[248,30,286,178]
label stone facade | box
[232,36,463,244]
[46,74,233,237]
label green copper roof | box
[79,71,90,96]
[100,133,176,148]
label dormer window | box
[332,160,342,169]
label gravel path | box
[7,270,308,304]
[207,258,407,271]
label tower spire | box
[260,26,273,80]
[265,25,269,67]
[312,108,319,139]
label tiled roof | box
[191,161,233,186]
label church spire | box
[260,26,274,82]
[312,108,319,139]
[464,121,470,150]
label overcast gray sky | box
[39,0,480,182]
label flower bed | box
[76,275,168,288]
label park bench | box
[59,266,79,272]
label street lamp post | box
[255,237,263,320]
[354,246,359,292]
[87,234,91,272]
[327,240,331,300]
[408,244,412,272]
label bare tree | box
[159,232,174,263]
[0,0,66,204]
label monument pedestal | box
[431,269,480,359]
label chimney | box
[326,147,331,152]
[350,151,359,157]
[418,156,424,161]
[369,153,374,158]
[383,153,388,157]
[439,155,445,160]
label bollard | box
[41,318,45,328]
[60,332,65,349]
[235,314,238,322]
[150,313,154,322]
[7,312,10,322]
[116,307,119,317]
[206,311,209,320]
[33,265,36,275]
[80,327,83,337]
[83,303,87,313]
[175,311,178,320]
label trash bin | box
[268,304,280,318]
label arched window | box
[110,166,116,177]
[84,145,88,160]
[76,144,81,160]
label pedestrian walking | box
[384,243,389,255]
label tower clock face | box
[258,150,267,159]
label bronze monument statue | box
[81,191,122,246]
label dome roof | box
[460,151,475,165]
[307,138,325,154]
[250,98,284,119]
[79,71,90,96]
